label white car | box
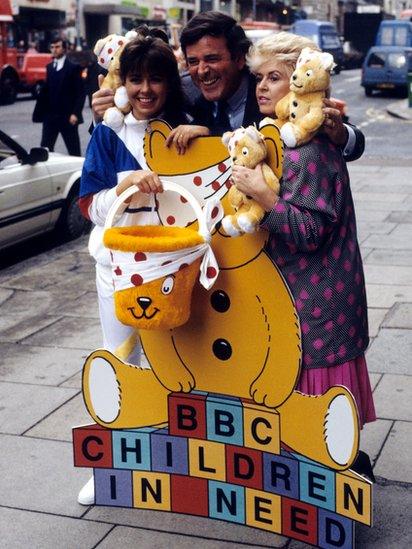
[0,129,90,251]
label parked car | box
[361,45,412,97]
[290,20,344,73]
[0,129,90,251]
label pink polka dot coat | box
[261,135,369,369]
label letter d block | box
[318,509,353,549]
[206,394,243,446]
[226,445,263,490]
[133,471,171,511]
[72,424,112,468]
[94,468,133,507]
[242,399,280,455]
[168,391,207,440]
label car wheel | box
[334,65,341,75]
[364,87,373,97]
[58,187,91,240]
[0,74,18,105]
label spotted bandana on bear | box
[110,199,224,292]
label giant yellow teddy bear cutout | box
[82,120,359,471]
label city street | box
[0,70,411,547]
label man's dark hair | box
[133,24,169,45]
[119,36,187,126]
[180,11,250,60]
[50,37,67,50]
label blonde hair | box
[247,32,320,74]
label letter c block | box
[242,399,280,455]
[72,425,112,468]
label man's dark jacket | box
[33,58,85,124]
[186,71,365,163]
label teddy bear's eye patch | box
[242,147,248,156]
[161,276,174,295]
[306,70,313,77]
[210,290,230,313]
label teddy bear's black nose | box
[292,74,297,81]
[233,156,237,162]
[137,297,152,311]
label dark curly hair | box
[180,11,251,61]
[119,36,187,126]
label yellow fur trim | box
[104,226,204,252]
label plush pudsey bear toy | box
[94,31,137,131]
[275,47,335,148]
[221,126,280,236]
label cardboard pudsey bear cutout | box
[275,47,335,148]
[81,119,360,471]
[221,126,280,236]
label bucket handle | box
[104,180,209,239]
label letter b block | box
[206,394,243,446]
[168,392,207,440]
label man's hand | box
[322,98,348,147]
[92,74,115,123]
[69,114,78,125]
[165,125,210,154]
[116,170,163,198]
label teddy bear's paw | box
[222,215,241,237]
[85,355,121,424]
[324,393,358,467]
[157,366,196,393]
[250,374,282,408]
[237,214,257,234]
[104,107,125,131]
[280,123,298,148]
[114,86,129,109]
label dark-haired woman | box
[78,37,202,505]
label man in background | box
[33,38,85,156]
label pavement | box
[0,157,411,548]
[386,98,412,121]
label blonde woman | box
[233,33,376,446]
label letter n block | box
[226,444,263,490]
[336,470,372,526]
[168,391,207,440]
[72,424,112,468]
[209,480,245,524]
[282,497,317,546]
[133,471,171,511]
[245,488,281,534]
[94,468,133,507]
[318,508,353,549]
[206,394,243,446]
[242,398,280,455]
[151,428,189,475]
[171,475,209,517]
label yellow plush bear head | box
[222,126,267,169]
[290,47,335,95]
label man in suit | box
[33,38,85,156]
[179,11,364,162]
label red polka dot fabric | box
[261,135,368,370]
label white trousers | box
[95,263,142,365]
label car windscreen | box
[367,52,386,67]
[321,33,341,49]
[387,52,407,68]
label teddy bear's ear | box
[244,125,264,143]
[319,52,336,72]
[125,30,138,40]
[94,37,107,56]
[222,131,233,146]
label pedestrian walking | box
[32,38,85,156]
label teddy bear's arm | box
[275,93,291,122]
[229,184,245,209]
[261,163,280,195]
[296,105,324,133]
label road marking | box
[358,107,395,128]
[344,75,361,83]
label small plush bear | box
[94,31,137,131]
[275,47,335,148]
[221,125,280,236]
